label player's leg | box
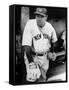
[33,55,49,82]
[40,55,49,81]
[41,65,49,81]
[34,55,48,82]
[40,67,47,80]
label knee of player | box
[42,65,49,72]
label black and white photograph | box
[9,4,67,85]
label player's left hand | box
[47,52,56,61]
[52,52,57,61]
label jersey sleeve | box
[61,31,66,40]
[22,20,32,46]
[51,26,58,43]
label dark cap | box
[34,8,47,17]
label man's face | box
[36,14,47,27]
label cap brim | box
[34,11,46,17]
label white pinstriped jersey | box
[22,19,57,53]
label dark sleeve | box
[50,41,58,52]
[22,45,34,63]
[50,38,64,52]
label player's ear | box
[45,15,48,21]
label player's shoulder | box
[46,21,55,31]
[27,19,36,24]
[45,21,53,27]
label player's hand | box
[52,52,57,61]
[47,52,53,59]
[47,52,56,61]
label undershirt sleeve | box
[22,21,32,46]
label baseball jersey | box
[22,19,57,53]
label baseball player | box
[22,8,57,82]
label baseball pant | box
[33,53,49,72]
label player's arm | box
[22,45,34,63]
[48,41,57,61]
[47,25,58,61]
[22,21,34,63]
[51,25,58,52]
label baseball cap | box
[34,8,47,17]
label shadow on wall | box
[49,19,66,38]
